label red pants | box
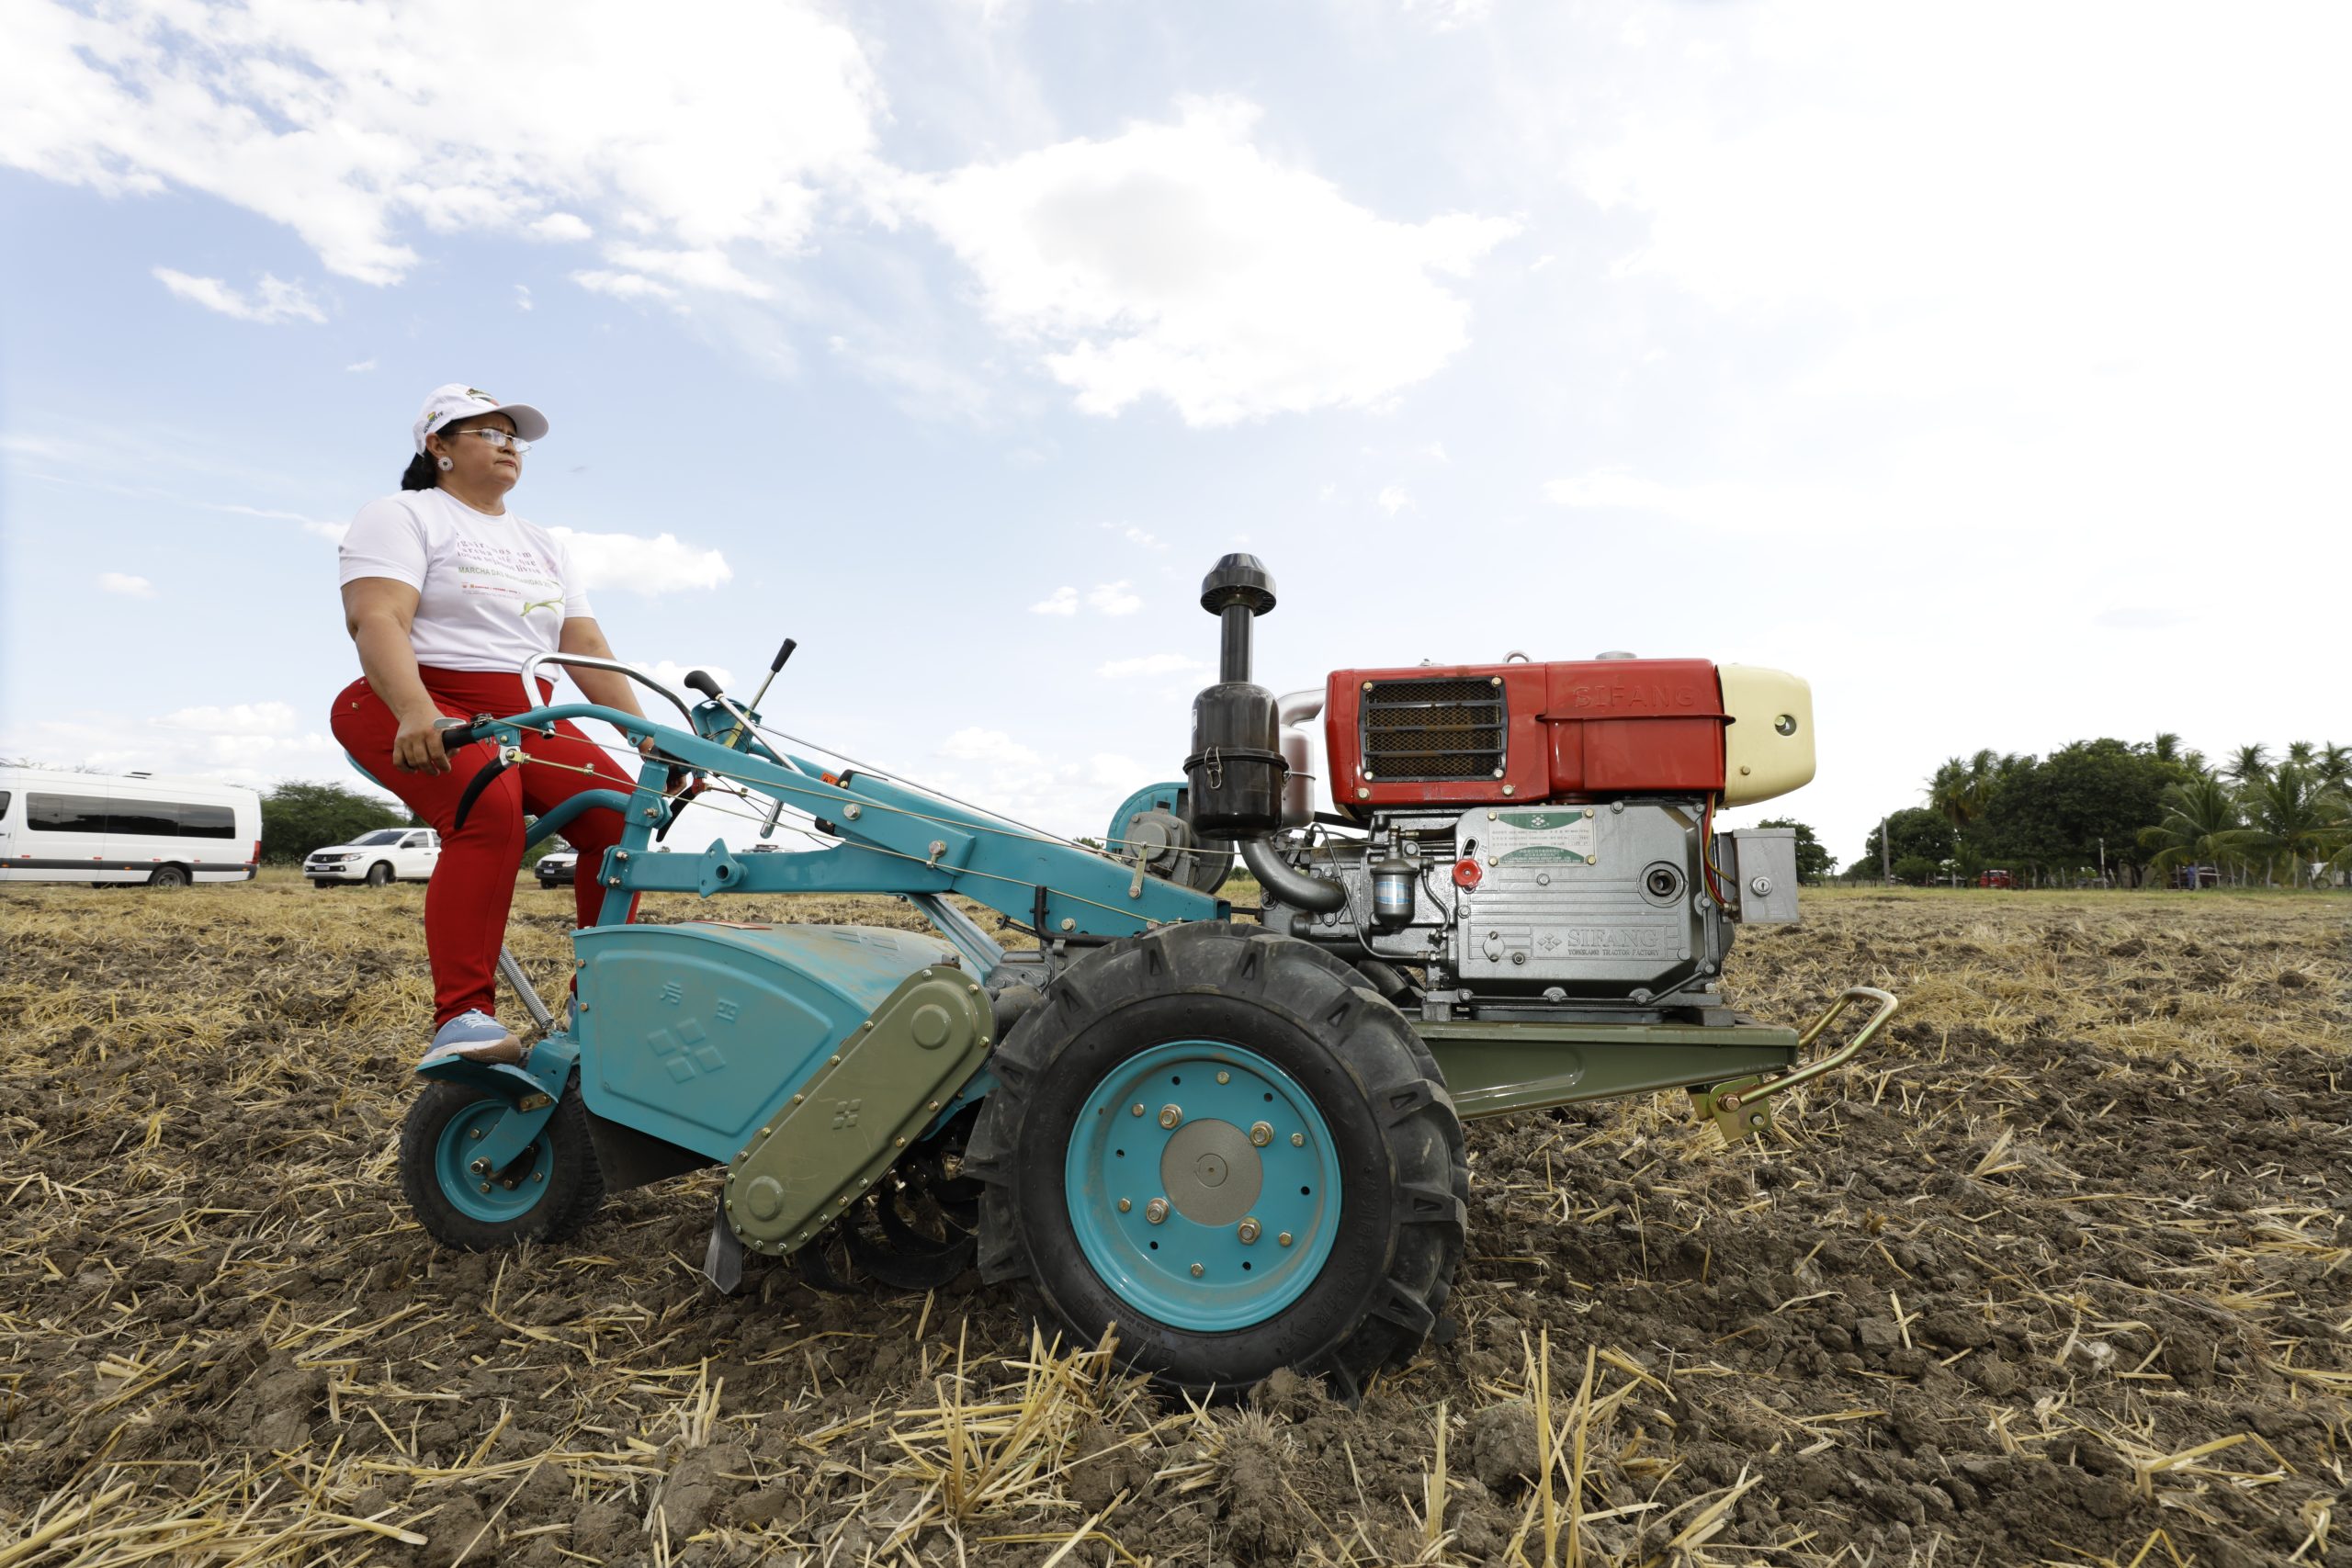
[331,668,641,1028]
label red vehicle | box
[1976,869,2015,888]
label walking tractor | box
[402,555,1896,1398]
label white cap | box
[413,384,550,453]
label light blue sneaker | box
[417,1010,524,1070]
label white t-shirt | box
[338,489,594,672]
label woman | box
[332,384,650,1068]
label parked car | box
[0,767,260,887]
[306,827,439,887]
[536,841,578,887]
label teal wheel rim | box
[1064,1040,1341,1333]
[435,1100,554,1223]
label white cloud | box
[153,701,298,736]
[152,268,324,324]
[345,358,376,372]
[96,571,156,598]
[2,2,882,286]
[1102,523,1168,551]
[643,660,737,697]
[940,728,1043,767]
[514,284,534,311]
[1097,653,1204,680]
[604,245,774,299]
[571,270,677,301]
[1377,485,1413,516]
[1405,0,1492,28]
[910,97,1517,424]
[1085,581,1142,615]
[548,527,731,592]
[1029,585,1079,615]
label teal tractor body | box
[401,557,1894,1401]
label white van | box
[0,768,262,887]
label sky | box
[2,0,2346,867]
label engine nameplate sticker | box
[1489,807,1598,866]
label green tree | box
[1755,817,1836,882]
[1972,739,2172,885]
[2223,744,2272,788]
[2284,740,2317,770]
[2237,767,2342,888]
[2316,742,2351,794]
[2150,732,2183,763]
[261,780,416,864]
[1859,807,1956,878]
[1891,854,1940,886]
[2134,774,2245,886]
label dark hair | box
[400,447,441,491]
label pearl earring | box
[438,457,455,472]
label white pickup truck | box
[306,827,440,887]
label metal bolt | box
[894,1136,906,1146]
[1357,787,1371,801]
[1159,1104,1182,1129]
[470,1157,489,1175]
[469,1128,483,1140]
[1501,784,1516,797]
[1145,1198,1170,1224]
[1132,1103,1146,1117]
[1249,1121,1272,1147]
[792,1093,805,1104]
[502,1179,517,1190]
[928,1100,941,1111]
[479,1182,493,1195]
[1118,1198,1133,1213]
[641,807,659,820]
[1749,874,1774,897]
[1237,1218,1261,1244]
[616,851,628,862]
[1277,1231,1294,1247]
[1190,1263,1204,1278]
[1059,918,1077,932]
[1216,1071,1230,1085]
[533,1170,543,1183]
[842,804,861,820]
[1291,1132,1306,1147]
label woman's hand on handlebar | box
[393,708,457,774]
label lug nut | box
[1290,1132,1306,1147]
[479,1182,493,1195]
[1277,1231,1294,1247]
[1190,1263,1204,1278]
[1145,1198,1170,1224]
[470,1158,489,1175]
[1131,1103,1146,1117]
[1118,1198,1132,1213]
[1216,1071,1230,1084]
[1249,1122,1273,1147]
[1237,1218,1261,1244]
[1158,1104,1182,1129]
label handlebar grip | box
[684,669,724,700]
[431,717,482,750]
[771,637,797,673]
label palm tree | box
[2137,774,2246,887]
[2237,768,2338,888]
[2151,733,2182,762]
[2317,742,2351,795]
[2285,740,2317,769]
[2224,744,2272,788]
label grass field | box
[2,876,2346,1566]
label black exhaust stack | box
[1184,554,1285,840]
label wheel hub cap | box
[1162,1121,1260,1224]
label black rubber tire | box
[399,1079,606,1251]
[147,864,191,889]
[365,862,394,887]
[311,879,335,890]
[967,921,1467,1403]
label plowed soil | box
[3,878,2346,1566]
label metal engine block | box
[1259,804,1799,1022]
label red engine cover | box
[1325,659,1726,809]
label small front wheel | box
[399,1080,606,1250]
[148,864,190,889]
[365,862,394,887]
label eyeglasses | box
[458,428,531,453]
